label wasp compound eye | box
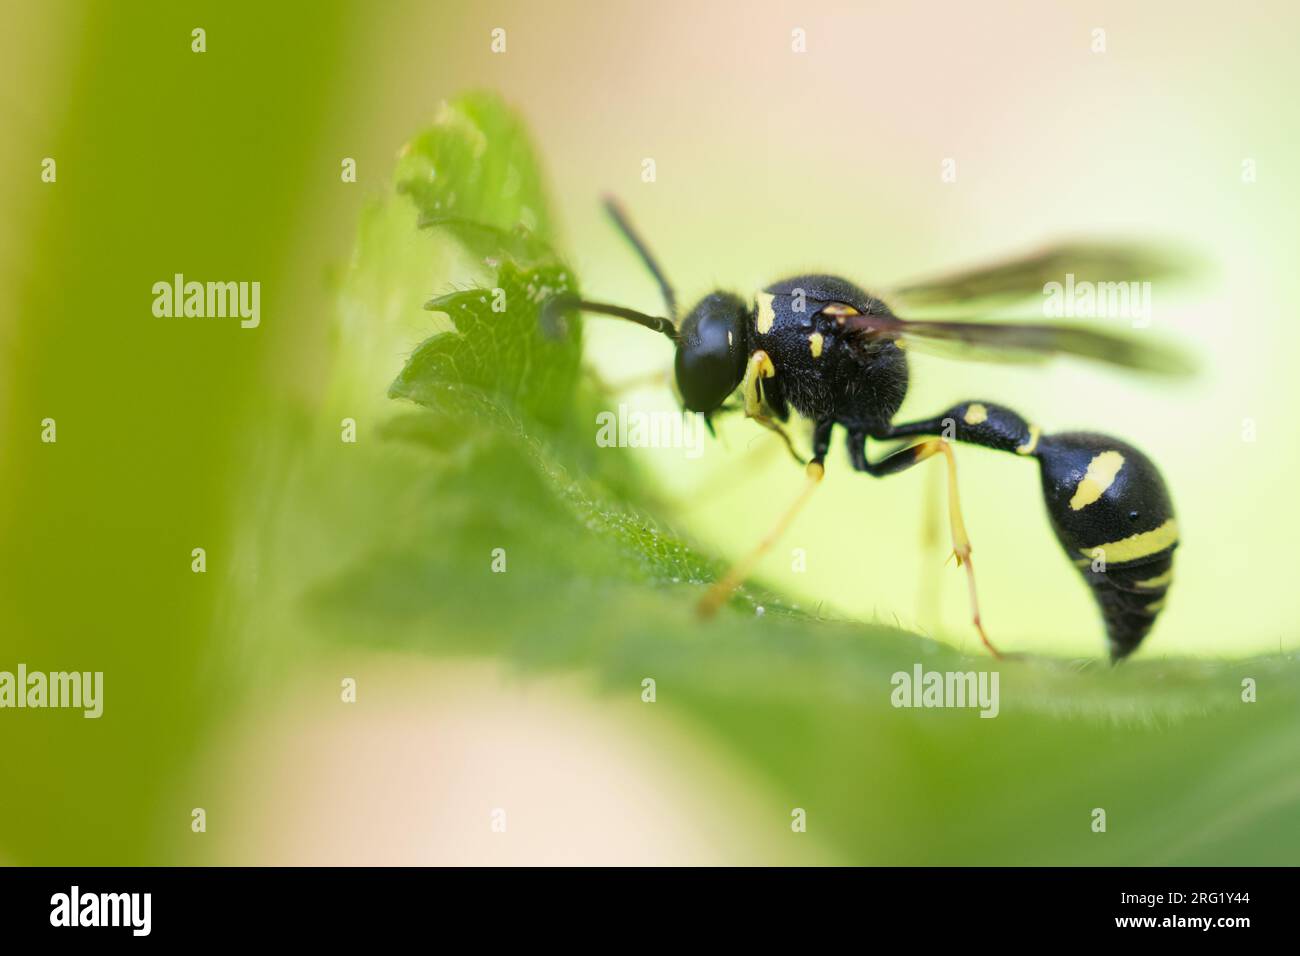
[675,292,749,413]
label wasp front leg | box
[740,350,805,466]
[696,416,833,618]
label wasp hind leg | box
[696,420,833,618]
[847,430,999,658]
[916,457,945,633]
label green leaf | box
[327,92,563,421]
[390,260,583,429]
[395,91,556,263]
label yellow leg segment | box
[697,460,825,617]
[905,440,999,658]
[916,454,943,631]
[742,350,804,465]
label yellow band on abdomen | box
[1080,518,1178,564]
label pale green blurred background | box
[2,0,1297,865]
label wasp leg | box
[917,457,944,632]
[586,365,672,395]
[675,438,781,515]
[741,350,805,465]
[697,420,833,618]
[847,431,999,658]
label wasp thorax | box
[674,291,749,412]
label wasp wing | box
[890,241,1195,308]
[842,313,1196,377]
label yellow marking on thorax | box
[1135,568,1174,589]
[963,403,988,426]
[1080,518,1178,564]
[809,332,824,358]
[1016,424,1041,455]
[1145,598,1166,613]
[755,293,776,334]
[821,302,859,317]
[1069,450,1126,511]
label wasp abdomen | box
[1034,431,1178,660]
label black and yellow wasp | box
[548,199,1191,659]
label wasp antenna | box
[602,195,678,321]
[542,292,677,343]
